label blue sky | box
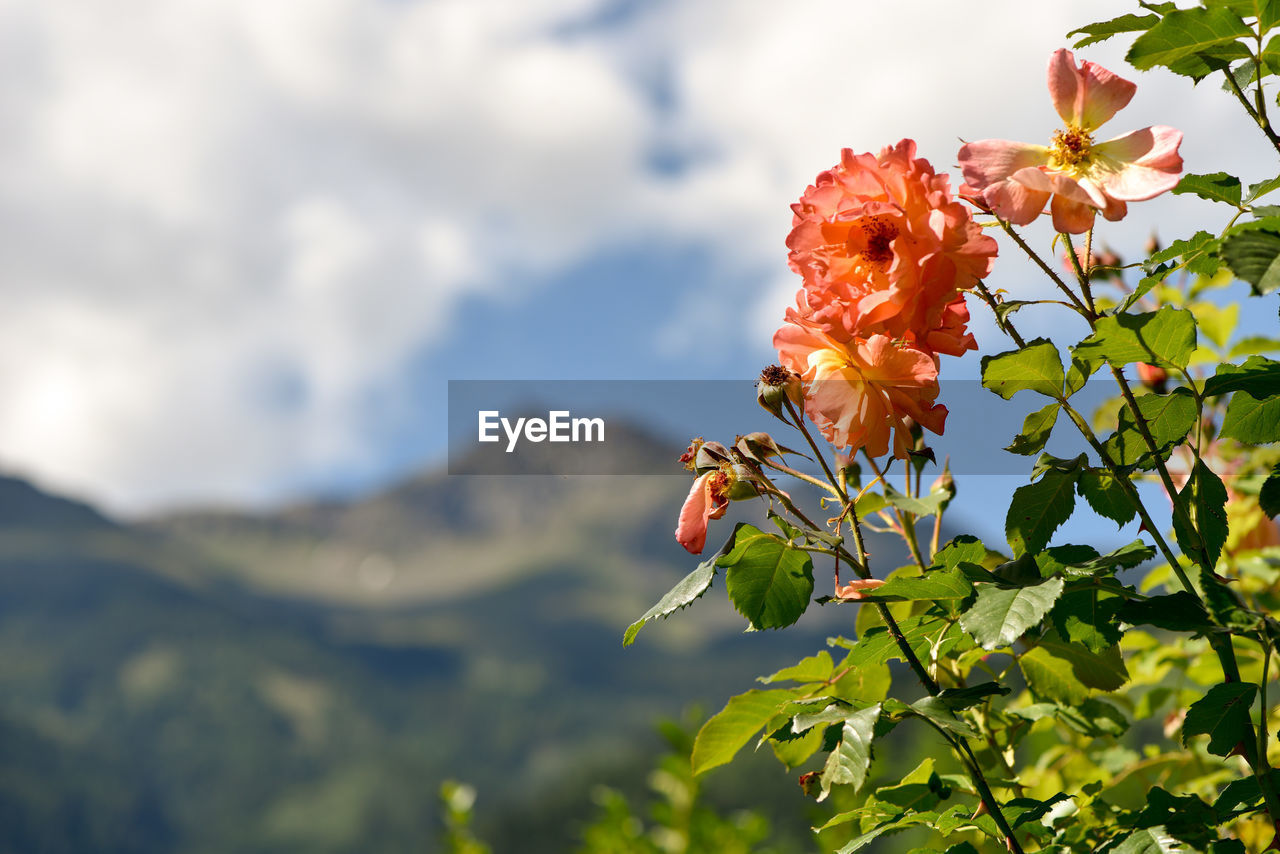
[0,0,1275,517]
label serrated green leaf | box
[1111,826,1194,853]
[1051,586,1124,652]
[624,556,718,645]
[1006,402,1060,456]
[1172,173,1242,206]
[1213,0,1280,31]
[981,339,1064,400]
[1127,6,1253,78]
[862,567,974,602]
[1069,13,1161,47]
[1054,697,1130,737]
[840,616,957,669]
[1205,355,1280,396]
[692,688,803,775]
[1183,681,1258,756]
[718,524,814,630]
[961,578,1064,649]
[1172,459,1230,567]
[819,704,880,799]
[1119,591,1215,633]
[1221,220,1280,294]
[1019,637,1128,704]
[760,650,834,684]
[1221,388,1280,443]
[1073,307,1197,370]
[935,682,1010,711]
[908,696,979,738]
[1216,769,1280,816]
[880,483,946,517]
[935,536,989,570]
[1079,469,1137,526]
[1248,175,1280,202]
[1006,469,1079,557]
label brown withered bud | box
[757,364,803,419]
[798,771,821,798]
[1144,232,1161,256]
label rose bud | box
[757,364,803,419]
[1136,363,1168,393]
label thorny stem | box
[985,232,1280,832]
[862,450,930,573]
[921,717,1026,854]
[1224,64,1280,159]
[782,384,1032,846]
[994,216,1091,316]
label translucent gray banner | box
[447,380,1122,476]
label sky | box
[0,0,1276,517]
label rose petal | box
[1047,48,1135,130]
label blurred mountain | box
[0,427,904,853]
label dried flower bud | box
[678,437,704,472]
[798,771,821,798]
[1144,232,1161,256]
[757,364,803,419]
[930,466,956,511]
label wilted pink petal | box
[675,471,728,555]
[834,578,886,600]
[1047,48,1135,130]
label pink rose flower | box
[787,140,997,357]
[773,327,946,458]
[958,49,1182,234]
[675,470,729,555]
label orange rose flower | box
[786,140,997,357]
[774,327,946,458]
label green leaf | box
[1199,567,1258,630]
[1118,591,1214,634]
[1006,403,1061,456]
[908,696,979,738]
[1053,697,1131,737]
[1172,173,1242,206]
[1051,586,1124,653]
[1249,175,1280,202]
[1221,388,1280,443]
[819,704,880,799]
[1076,540,1156,574]
[1149,231,1223,278]
[1228,335,1280,358]
[1260,465,1280,517]
[1217,0,1280,32]
[1204,355,1280,397]
[1069,13,1160,47]
[880,483,946,517]
[1005,469,1079,557]
[935,682,1010,711]
[1192,301,1238,349]
[624,556,718,645]
[981,339,1064,400]
[1126,6,1253,79]
[1019,637,1128,704]
[934,536,989,570]
[840,616,960,669]
[1111,826,1197,853]
[1182,681,1258,756]
[1079,469,1137,527]
[1171,459,1230,567]
[692,688,802,775]
[1073,307,1197,370]
[1216,769,1280,816]
[1103,389,1198,468]
[759,650,833,684]
[1220,219,1280,295]
[960,578,1064,650]
[718,524,815,630]
[862,567,974,602]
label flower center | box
[1050,126,1094,173]
[852,215,899,269]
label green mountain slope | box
[0,433,904,852]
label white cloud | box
[0,0,1269,512]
